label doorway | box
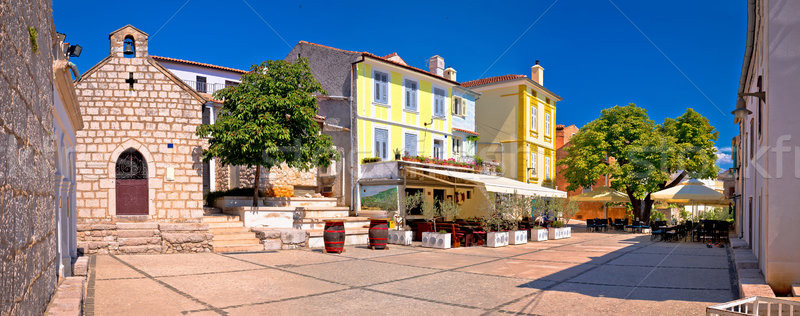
[115,148,149,215]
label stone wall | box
[0,0,60,314]
[74,26,206,221]
[76,222,212,254]
[215,163,318,193]
[252,228,308,250]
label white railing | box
[707,297,800,316]
[183,80,227,95]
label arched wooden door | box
[115,148,148,215]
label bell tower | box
[108,24,149,58]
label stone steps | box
[207,221,246,229]
[213,244,265,253]
[204,214,263,253]
[202,214,242,223]
[300,208,350,219]
[212,232,258,241]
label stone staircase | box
[116,222,162,253]
[204,214,263,253]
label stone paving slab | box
[115,253,262,277]
[371,250,496,270]
[94,278,207,315]
[87,231,737,315]
[285,259,438,287]
[458,259,595,282]
[225,250,350,268]
[643,267,732,290]
[366,271,552,310]
[221,289,483,315]
[94,255,144,280]
[159,269,348,308]
[568,265,653,286]
[515,249,622,264]
[606,253,669,267]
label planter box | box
[509,230,528,245]
[530,229,548,242]
[548,227,572,240]
[388,230,413,246]
[421,232,451,249]
[486,231,509,248]
[225,206,295,229]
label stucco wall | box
[0,0,60,314]
[157,60,242,94]
[763,0,800,294]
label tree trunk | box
[253,165,260,207]
[642,194,656,224]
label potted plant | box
[531,225,548,241]
[393,148,402,160]
[389,192,422,246]
[548,220,572,240]
[480,188,508,248]
[503,193,530,245]
[421,198,450,249]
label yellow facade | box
[355,59,455,165]
[473,80,560,187]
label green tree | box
[196,58,339,206]
[559,104,719,222]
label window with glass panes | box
[433,88,446,117]
[373,71,389,104]
[404,79,418,111]
[374,128,388,160]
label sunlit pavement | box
[86,228,736,315]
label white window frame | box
[544,112,551,137]
[373,127,390,161]
[433,87,446,118]
[373,69,390,106]
[403,78,418,112]
[529,151,538,178]
[530,105,537,132]
[403,131,418,157]
[452,96,465,117]
[432,137,445,159]
[544,156,552,180]
[452,137,463,158]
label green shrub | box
[362,157,381,164]
[650,210,667,222]
[551,220,565,228]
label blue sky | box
[53,0,743,168]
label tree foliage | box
[558,104,719,221]
[196,58,339,205]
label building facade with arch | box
[74,25,213,254]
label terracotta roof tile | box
[297,41,459,85]
[461,74,526,87]
[151,55,248,74]
[453,127,479,136]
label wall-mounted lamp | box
[67,44,82,57]
[731,96,752,121]
[738,91,766,102]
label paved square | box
[87,230,737,315]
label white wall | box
[157,60,243,95]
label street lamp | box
[731,96,752,122]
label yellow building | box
[354,54,459,164]
[463,61,562,188]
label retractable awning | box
[408,167,567,198]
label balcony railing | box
[183,80,228,95]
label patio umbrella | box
[650,179,729,217]
[570,186,630,218]
[570,186,629,202]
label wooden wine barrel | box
[323,220,345,254]
[368,218,389,250]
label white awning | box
[408,167,567,198]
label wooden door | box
[116,149,148,215]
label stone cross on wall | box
[125,72,137,90]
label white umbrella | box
[571,186,629,218]
[650,179,729,217]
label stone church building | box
[73,25,213,253]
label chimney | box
[444,67,456,81]
[531,60,544,85]
[428,55,444,76]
